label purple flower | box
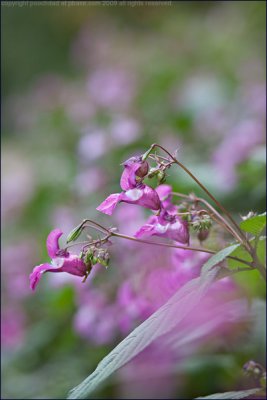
[73,289,117,345]
[120,157,149,190]
[97,186,161,216]
[29,229,88,291]
[135,209,189,244]
[155,184,177,213]
[97,157,160,215]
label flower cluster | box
[97,156,189,244]
[29,153,192,290]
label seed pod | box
[198,229,210,242]
[66,223,84,243]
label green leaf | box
[240,212,266,236]
[67,265,219,399]
[195,387,263,399]
[256,236,266,265]
[227,236,266,269]
[227,245,252,270]
[201,243,240,275]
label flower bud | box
[192,214,212,232]
[147,167,159,179]
[95,249,110,267]
[157,170,166,184]
[136,161,149,178]
[66,222,84,243]
[84,248,94,265]
[198,229,210,242]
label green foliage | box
[240,213,266,236]
[227,238,266,297]
[201,244,240,275]
[256,237,266,265]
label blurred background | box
[1,2,266,399]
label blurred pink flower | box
[116,249,247,399]
[73,167,106,197]
[213,119,264,189]
[117,344,176,399]
[2,149,35,222]
[78,129,109,163]
[51,206,76,236]
[73,289,117,345]
[1,306,26,349]
[2,240,37,299]
[87,68,136,110]
[110,117,140,145]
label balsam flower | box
[155,184,177,214]
[29,229,88,291]
[135,209,189,244]
[97,157,161,215]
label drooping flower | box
[135,209,189,244]
[97,157,161,215]
[29,229,88,291]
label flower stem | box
[172,192,266,280]
[150,143,252,252]
[111,231,253,268]
[172,192,242,242]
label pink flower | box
[1,306,26,349]
[155,184,177,214]
[120,157,149,190]
[29,229,88,291]
[135,209,189,244]
[86,68,136,110]
[73,289,119,345]
[97,157,161,215]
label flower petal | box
[155,184,172,202]
[46,229,63,259]
[120,158,148,190]
[155,184,177,213]
[166,218,189,244]
[120,164,140,191]
[136,185,161,210]
[121,185,161,211]
[135,224,155,238]
[61,255,87,277]
[124,188,143,201]
[96,193,122,215]
[135,214,189,244]
[29,263,57,291]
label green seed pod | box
[66,223,84,243]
